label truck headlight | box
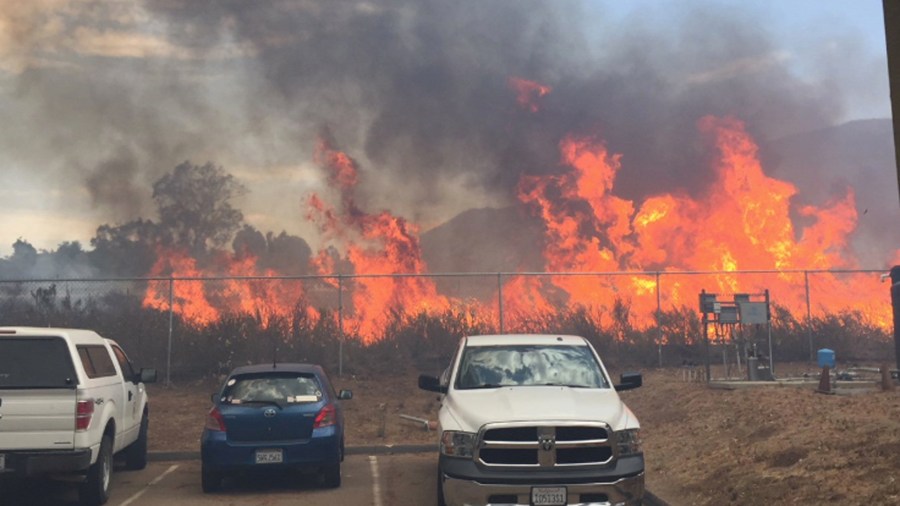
[440,430,476,458]
[616,428,642,456]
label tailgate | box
[0,389,77,450]
[0,335,79,450]
[223,403,319,442]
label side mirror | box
[338,389,353,400]
[615,372,642,391]
[418,374,448,394]
[138,368,158,384]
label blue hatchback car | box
[200,363,352,492]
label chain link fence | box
[0,269,892,383]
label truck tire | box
[80,434,112,506]
[124,411,149,470]
[436,465,447,506]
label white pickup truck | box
[419,334,644,506]
[0,327,157,505]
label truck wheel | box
[436,465,447,506]
[125,412,149,470]
[80,434,112,506]
[201,461,223,493]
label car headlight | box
[616,428,642,457]
[440,430,477,458]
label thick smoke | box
[141,0,852,201]
[0,0,894,271]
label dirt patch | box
[148,364,900,505]
[147,369,440,453]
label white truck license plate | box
[254,449,283,464]
[531,486,566,505]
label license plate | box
[531,486,566,505]
[254,449,283,464]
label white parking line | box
[368,456,383,506]
[118,464,180,506]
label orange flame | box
[143,246,220,325]
[308,137,450,343]
[142,110,897,341]
[508,77,551,113]
[143,245,318,327]
[515,115,897,329]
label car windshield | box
[221,373,322,405]
[455,345,608,390]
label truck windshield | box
[455,344,609,390]
[0,337,78,388]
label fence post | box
[805,271,813,362]
[166,277,174,387]
[656,271,662,367]
[890,266,900,373]
[498,273,504,334]
[338,275,344,377]
[766,289,774,376]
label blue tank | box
[817,348,835,369]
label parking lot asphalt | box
[0,450,667,506]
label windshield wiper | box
[539,382,590,388]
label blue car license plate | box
[254,449,283,464]
[531,486,566,505]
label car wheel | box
[124,411,149,470]
[437,464,447,506]
[322,462,341,488]
[80,434,112,506]
[201,462,223,493]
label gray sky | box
[0,0,892,258]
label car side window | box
[110,345,135,379]
[77,345,118,378]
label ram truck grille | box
[477,423,613,468]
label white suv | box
[0,327,157,505]
[419,334,644,506]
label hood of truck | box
[441,386,636,433]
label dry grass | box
[148,364,900,505]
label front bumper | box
[201,426,341,472]
[440,454,645,506]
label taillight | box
[76,399,94,431]
[314,404,336,428]
[205,407,226,432]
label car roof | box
[464,334,589,347]
[0,326,107,344]
[228,363,326,376]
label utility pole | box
[884,1,900,205]
[891,266,900,373]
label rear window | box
[220,372,323,405]
[0,337,78,388]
